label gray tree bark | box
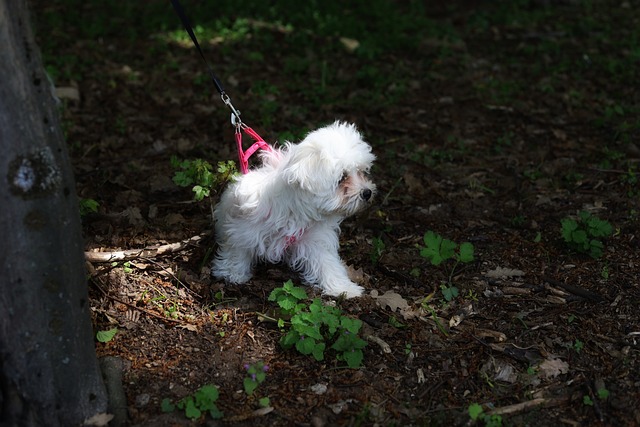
[0,1,108,426]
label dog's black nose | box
[361,188,372,201]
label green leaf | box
[195,384,219,405]
[340,317,363,334]
[308,298,323,314]
[172,170,193,187]
[343,349,364,368]
[296,324,323,340]
[276,295,298,312]
[258,397,271,407]
[192,185,207,201]
[170,155,181,169]
[561,219,578,242]
[160,398,175,413]
[280,330,299,348]
[267,287,282,302]
[588,217,612,237]
[458,242,475,263]
[184,398,201,420]
[311,342,326,361]
[421,231,449,265]
[571,229,588,245]
[597,388,610,400]
[295,336,317,355]
[468,403,484,420]
[589,240,604,258]
[79,198,99,216]
[578,210,591,223]
[96,327,118,343]
[287,282,308,300]
[440,238,457,261]
[421,231,440,261]
[208,406,224,419]
[244,377,258,395]
[441,285,459,302]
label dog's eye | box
[339,172,348,184]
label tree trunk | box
[0,1,108,426]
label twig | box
[486,397,569,416]
[541,275,605,302]
[91,277,190,326]
[365,334,392,353]
[85,232,209,263]
[381,175,404,206]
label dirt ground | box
[30,1,639,426]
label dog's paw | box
[322,280,364,298]
[211,260,252,284]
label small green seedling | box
[573,339,584,353]
[404,343,412,355]
[171,157,236,201]
[561,211,613,258]
[243,361,269,396]
[468,403,502,427]
[110,261,133,274]
[419,230,474,296]
[370,236,385,264]
[420,230,474,266]
[597,388,610,400]
[269,281,367,368]
[79,198,99,216]
[440,284,459,302]
[96,327,118,343]
[268,279,308,321]
[161,384,223,420]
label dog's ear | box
[282,143,333,193]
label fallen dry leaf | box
[538,357,569,379]
[373,290,409,312]
[485,267,525,279]
[83,413,114,427]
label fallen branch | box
[85,233,209,263]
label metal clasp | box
[220,92,242,127]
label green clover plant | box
[243,361,269,396]
[561,211,613,258]
[171,156,236,201]
[268,280,367,368]
[161,384,223,421]
[419,230,475,300]
[468,403,503,427]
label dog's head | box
[282,121,376,216]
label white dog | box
[211,121,376,298]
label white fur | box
[212,121,376,298]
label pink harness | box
[235,125,273,175]
[236,126,303,246]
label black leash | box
[170,0,273,174]
[170,0,242,123]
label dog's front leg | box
[211,244,255,284]
[289,226,364,298]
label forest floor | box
[31,1,639,426]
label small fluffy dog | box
[212,121,376,298]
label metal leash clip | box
[221,92,242,127]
